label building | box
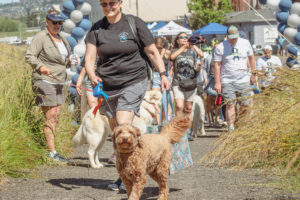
[121,0,189,22]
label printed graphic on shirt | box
[119,32,129,42]
[176,54,196,80]
[231,47,241,61]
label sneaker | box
[118,182,127,194]
[49,153,70,163]
[187,134,194,141]
[108,178,122,191]
[228,124,235,132]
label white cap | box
[263,45,272,51]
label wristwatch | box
[160,71,168,77]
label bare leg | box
[87,95,97,109]
[175,98,184,116]
[226,104,236,127]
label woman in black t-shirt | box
[84,0,170,193]
[171,32,203,117]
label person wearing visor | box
[256,45,282,89]
[84,0,170,193]
[25,9,71,163]
[214,25,256,132]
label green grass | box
[0,31,38,39]
[203,68,300,192]
[0,43,76,179]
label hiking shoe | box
[119,182,127,194]
[108,178,122,191]
[49,153,70,163]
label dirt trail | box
[0,126,299,200]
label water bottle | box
[70,55,78,72]
[216,95,222,106]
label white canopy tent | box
[152,21,192,36]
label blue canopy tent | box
[150,21,166,33]
[193,23,228,35]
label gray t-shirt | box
[172,49,197,86]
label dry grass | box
[203,68,300,191]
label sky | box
[1,0,20,4]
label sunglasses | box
[100,1,120,7]
[52,21,63,25]
[179,36,189,39]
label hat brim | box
[228,34,239,39]
[47,15,65,22]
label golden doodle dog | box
[112,115,190,200]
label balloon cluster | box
[60,0,92,94]
[259,0,300,68]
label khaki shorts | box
[172,86,197,102]
[33,80,65,107]
[222,82,252,105]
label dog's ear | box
[133,126,143,148]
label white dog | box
[191,95,206,137]
[73,108,111,168]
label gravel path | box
[0,126,299,200]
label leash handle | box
[92,82,109,116]
[93,97,103,116]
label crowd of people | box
[25,0,287,195]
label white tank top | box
[55,41,68,61]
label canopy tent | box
[152,21,192,36]
[150,21,166,32]
[193,23,228,35]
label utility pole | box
[136,0,138,17]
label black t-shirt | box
[172,49,197,86]
[85,13,154,91]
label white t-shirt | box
[55,41,68,61]
[256,55,282,87]
[214,38,254,84]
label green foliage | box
[0,17,27,32]
[187,0,233,30]
[0,44,76,179]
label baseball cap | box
[227,25,239,39]
[263,45,272,51]
[46,14,65,22]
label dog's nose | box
[122,138,128,143]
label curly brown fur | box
[112,115,190,200]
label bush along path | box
[0,126,299,200]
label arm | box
[170,45,186,61]
[144,44,170,90]
[214,61,222,94]
[85,42,101,87]
[248,55,256,84]
[192,45,204,58]
[76,67,86,96]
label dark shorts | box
[33,80,65,107]
[222,82,252,105]
[99,78,148,118]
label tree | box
[187,0,233,30]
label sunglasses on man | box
[100,0,120,7]
[52,21,63,25]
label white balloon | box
[287,14,300,28]
[73,43,86,57]
[59,31,71,38]
[63,19,76,34]
[77,2,92,15]
[70,10,83,24]
[266,0,280,10]
[77,34,86,45]
[283,27,297,43]
[290,2,300,15]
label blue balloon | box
[73,0,85,5]
[66,36,77,50]
[259,0,267,5]
[71,27,85,40]
[276,12,289,23]
[279,0,292,12]
[287,44,298,56]
[69,86,77,95]
[77,65,82,74]
[72,73,79,84]
[294,32,300,45]
[278,23,288,34]
[297,24,300,32]
[61,11,70,20]
[63,0,75,13]
[78,19,92,31]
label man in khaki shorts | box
[214,25,256,132]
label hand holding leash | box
[93,82,109,116]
